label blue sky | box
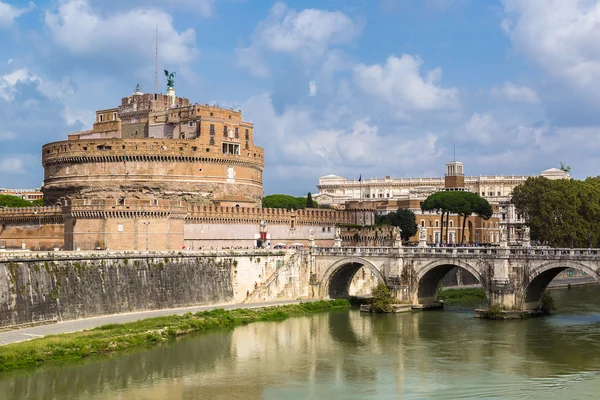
[1,0,599,195]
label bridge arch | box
[319,257,386,299]
[523,261,600,310]
[415,259,487,305]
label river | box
[2,286,600,399]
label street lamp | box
[143,219,150,250]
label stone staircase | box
[243,253,308,303]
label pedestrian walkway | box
[0,299,303,346]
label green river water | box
[2,286,600,399]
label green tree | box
[421,191,492,245]
[31,198,45,207]
[371,282,393,313]
[512,176,600,247]
[262,194,318,210]
[306,192,314,208]
[376,209,418,241]
[0,195,33,208]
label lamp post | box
[34,211,41,251]
[143,220,150,250]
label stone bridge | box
[308,246,600,311]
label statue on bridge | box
[334,227,342,248]
[417,225,427,247]
[500,225,507,242]
[309,227,316,247]
[521,226,531,247]
[392,226,402,248]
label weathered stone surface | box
[0,255,233,327]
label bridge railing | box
[309,246,600,258]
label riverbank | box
[438,288,486,303]
[0,299,350,372]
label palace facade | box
[316,162,571,246]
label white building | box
[315,164,570,245]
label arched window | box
[420,220,425,227]
[449,220,454,228]
[435,220,439,228]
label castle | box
[1,83,367,251]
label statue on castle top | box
[164,70,176,89]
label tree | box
[31,198,44,207]
[306,192,314,208]
[376,209,418,241]
[262,194,318,210]
[371,282,393,313]
[421,191,492,245]
[0,195,33,208]
[512,176,600,247]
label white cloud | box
[490,81,539,103]
[0,1,32,28]
[237,2,363,76]
[0,130,16,141]
[457,112,545,148]
[353,54,459,118]
[0,157,26,174]
[45,0,197,70]
[308,80,317,96]
[0,68,36,101]
[502,0,600,98]
[243,93,444,192]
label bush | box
[371,283,393,313]
[541,290,555,312]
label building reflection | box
[3,289,600,399]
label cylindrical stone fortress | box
[41,93,264,207]
[42,138,264,206]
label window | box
[497,191,501,196]
[222,142,240,155]
[209,137,215,145]
[420,220,425,227]
[210,112,213,116]
[98,114,104,122]
[245,141,249,150]
[327,227,331,232]
[223,126,228,136]
[188,121,194,127]
[112,112,117,121]
[210,124,215,135]
[435,220,439,228]
[450,221,454,228]
[386,193,390,198]
[235,127,239,138]
[245,129,249,140]
[322,227,326,232]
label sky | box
[0,0,599,195]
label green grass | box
[437,288,487,303]
[0,300,349,372]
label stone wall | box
[0,253,236,328]
[41,138,264,206]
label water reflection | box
[2,287,600,399]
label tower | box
[444,161,465,189]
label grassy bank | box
[0,300,349,372]
[437,288,486,303]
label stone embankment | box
[0,250,305,329]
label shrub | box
[371,283,393,313]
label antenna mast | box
[154,24,158,99]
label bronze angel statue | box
[164,70,176,88]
